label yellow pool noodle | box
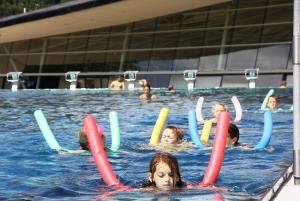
[201,120,212,145]
[150,108,169,145]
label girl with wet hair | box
[143,152,184,189]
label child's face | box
[161,128,178,144]
[149,161,176,189]
[268,97,277,109]
[213,105,226,118]
[143,86,150,94]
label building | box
[0,0,293,89]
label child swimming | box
[78,127,106,151]
[160,126,184,145]
[143,152,183,189]
[267,95,278,110]
[211,103,228,123]
[59,127,106,155]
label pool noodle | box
[201,112,230,185]
[201,120,212,145]
[150,108,169,145]
[231,96,242,122]
[109,111,120,151]
[83,115,121,186]
[196,97,205,123]
[254,111,273,149]
[188,110,205,148]
[34,109,62,151]
[261,89,275,110]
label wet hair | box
[212,103,228,114]
[144,152,183,188]
[144,84,151,91]
[78,128,89,150]
[78,128,105,151]
[228,123,240,146]
[268,95,278,101]
[165,126,184,141]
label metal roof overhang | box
[0,0,229,43]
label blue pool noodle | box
[254,111,273,149]
[109,111,120,151]
[188,110,205,148]
[260,89,275,110]
[34,109,62,151]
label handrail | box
[0,70,293,77]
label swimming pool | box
[0,88,293,200]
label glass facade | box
[0,0,293,88]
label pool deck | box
[261,164,300,201]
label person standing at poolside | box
[109,75,125,90]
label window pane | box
[237,0,267,8]
[207,11,227,27]
[68,38,88,51]
[199,48,220,70]
[153,33,179,48]
[257,45,290,70]
[27,55,41,66]
[25,55,41,73]
[106,52,121,71]
[230,27,262,44]
[86,53,106,64]
[265,6,293,23]
[133,19,155,32]
[0,44,12,54]
[149,51,175,71]
[44,55,65,66]
[0,56,9,73]
[181,12,208,29]
[204,30,223,46]
[87,36,109,50]
[10,55,27,71]
[124,51,150,71]
[235,8,265,25]
[29,39,45,53]
[47,38,68,52]
[178,30,204,47]
[12,41,29,53]
[107,35,124,50]
[174,50,200,70]
[269,0,293,5]
[226,47,258,70]
[65,54,85,65]
[261,24,292,43]
[156,15,181,31]
[129,34,154,49]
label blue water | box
[0,88,293,200]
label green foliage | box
[0,0,73,18]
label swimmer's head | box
[267,95,278,110]
[226,123,240,147]
[161,126,184,145]
[212,103,228,118]
[143,84,151,94]
[147,152,183,189]
[78,128,106,150]
[168,85,174,91]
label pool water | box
[0,88,293,200]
